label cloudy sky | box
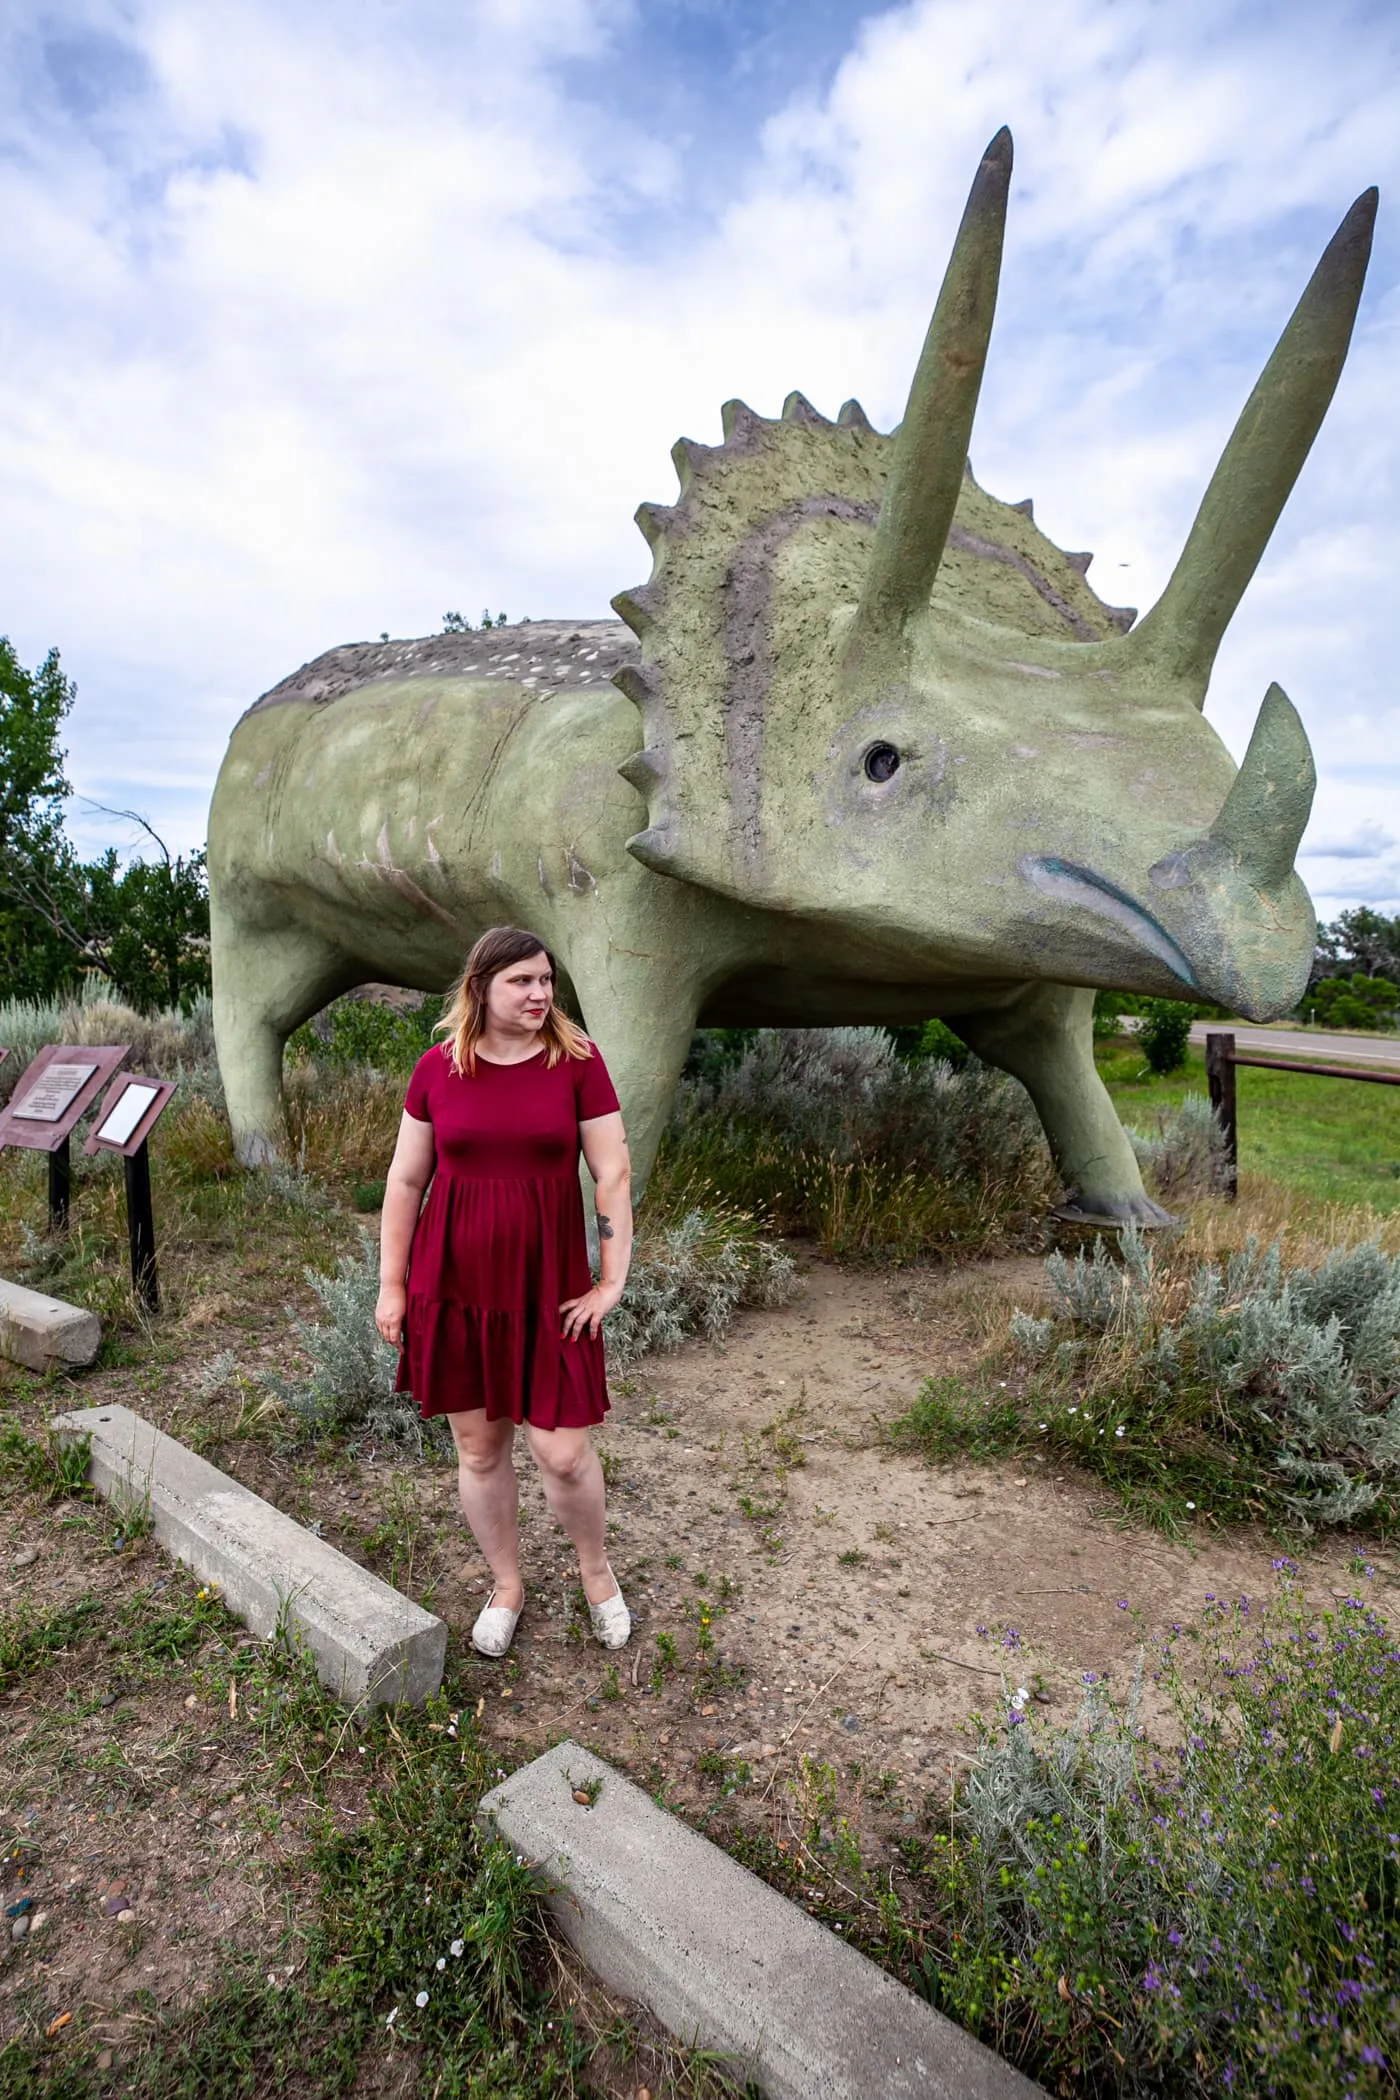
[2,0,1397,918]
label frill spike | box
[1066,551,1093,575]
[611,662,658,709]
[781,391,830,427]
[671,436,716,494]
[836,399,873,430]
[721,399,769,443]
[612,585,661,638]
[1011,497,1034,519]
[617,747,666,793]
[634,502,676,551]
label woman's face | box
[483,951,553,1034]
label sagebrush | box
[652,1027,1053,1261]
[1009,1225,1400,1526]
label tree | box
[0,637,211,1010]
[1313,908,1400,985]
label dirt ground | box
[2,1244,1391,2066]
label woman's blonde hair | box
[436,926,592,1076]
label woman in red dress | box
[375,925,633,1658]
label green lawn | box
[1096,1037,1400,1212]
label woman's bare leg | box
[524,1423,616,1604]
[446,1411,523,1609]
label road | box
[1187,1021,1400,1071]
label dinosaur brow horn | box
[1128,187,1378,702]
[852,126,1012,648]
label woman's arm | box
[375,1111,437,1346]
[561,1109,632,1341]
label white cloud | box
[0,0,1396,935]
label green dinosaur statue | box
[208,131,1377,1221]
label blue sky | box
[1,0,1398,918]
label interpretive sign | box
[0,1045,130,1156]
[12,1061,99,1123]
[84,1076,178,1159]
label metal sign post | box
[84,1076,179,1311]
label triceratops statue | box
[209,132,1377,1222]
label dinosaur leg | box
[563,943,703,1205]
[212,909,358,1166]
[954,983,1172,1225]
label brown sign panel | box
[0,1045,130,1153]
[84,1074,179,1159]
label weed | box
[599,1665,621,1703]
[0,1425,92,1502]
[836,1548,866,1568]
[887,1378,1023,1465]
[0,1597,102,1689]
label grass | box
[1097,1038,1400,1213]
[0,1551,747,2098]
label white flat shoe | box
[587,1566,631,1651]
[471,1592,522,1658]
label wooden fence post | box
[1205,1031,1238,1200]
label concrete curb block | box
[480,1740,1044,2100]
[0,1279,100,1372]
[52,1403,446,1710]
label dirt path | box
[447,1254,1390,1852]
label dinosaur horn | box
[1128,188,1377,702]
[1210,683,1315,893]
[853,127,1012,646]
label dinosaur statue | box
[208,131,1377,1221]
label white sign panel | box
[96,1083,161,1148]
[12,1061,98,1123]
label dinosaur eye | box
[864,742,901,783]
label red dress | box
[393,1041,620,1426]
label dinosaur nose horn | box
[1210,683,1315,894]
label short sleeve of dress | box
[404,1048,440,1123]
[575,1044,621,1121]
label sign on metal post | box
[85,1075,180,1310]
[0,1046,131,1233]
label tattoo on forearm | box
[597,1213,615,1239]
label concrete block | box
[480,1741,1043,2100]
[0,1278,100,1372]
[51,1403,446,1710]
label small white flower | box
[1068,1406,1077,1415]
[415,1990,429,2008]
[1115,1426,1126,1438]
[1038,1423,1047,1430]
[1186,1501,1196,1511]
[450,1940,464,1958]
[386,2008,398,2027]
[436,1957,446,1970]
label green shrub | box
[1136,998,1194,1074]
[606,1204,796,1367]
[1309,972,1400,1031]
[288,992,444,1074]
[1124,1094,1230,1202]
[1008,1226,1400,1527]
[1092,990,1140,1039]
[653,1027,1051,1262]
